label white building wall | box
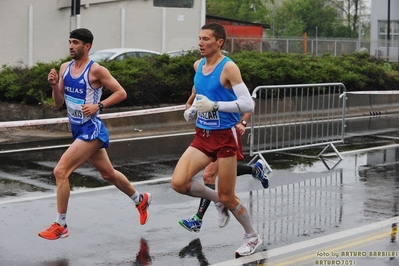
[0,0,204,66]
[370,0,399,60]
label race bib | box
[196,110,220,128]
[65,94,84,124]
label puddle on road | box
[0,153,180,200]
[0,178,50,197]
[223,132,399,251]
[358,160,399,219]
[259,135,397,171]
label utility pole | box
[387,0,390,60]
[357,0,362,51]
[316,27,319,56]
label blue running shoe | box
[253,159,269,189]
[179,215,202,233]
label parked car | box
[166,49,230,57]
[89,48,161,62]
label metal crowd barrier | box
[249,83,347,171]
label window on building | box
[378,20,399,47]
[153,0,193,8]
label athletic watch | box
[240,120,247,127]
[212,101,219,111]
[98,102,104,112]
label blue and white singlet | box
[62,60,103,125]
[62,60,109,147]
[194,57,240,130]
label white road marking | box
[211,216,399,266]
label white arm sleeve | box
[217,83,254,113]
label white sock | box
[130,191,141,204]
[56,213,67,226]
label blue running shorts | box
[70,118,109,148]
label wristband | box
[212,101,219,111]
[240,120,247,127]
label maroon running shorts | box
[190,126,243,162]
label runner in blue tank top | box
[38,28,152,240]
[178,87,269,235]
[171,23,263,257]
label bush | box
[0,52,398,108]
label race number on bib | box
[65,95,84,125]
[196,110,220,128]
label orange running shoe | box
[38,222,69,240]
[136,193,151,225]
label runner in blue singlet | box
[171,23,263,257]
[178,87,269,234]
[62,59,109,147]
[38,28,152,241]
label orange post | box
[304,32,307,55]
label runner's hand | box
[184,107,196,122]
[48,68,58,86]
[236,123,245,135]
[196,94,216,113]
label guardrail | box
[3,88,399,166]
[249,83,347,171]
[0,105,186,128]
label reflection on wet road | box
[1,134,398,198]
[179,238,211,266]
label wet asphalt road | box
[1,114,399,266]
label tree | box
[206,0,272,23]
[326,0,371,38]
[205,0,371,39]
[272,0,339,37]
